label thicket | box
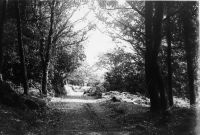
[96,1,198,111]
[0,0,89,97]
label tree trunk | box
[153,2,167,111]
[41,0,55,95]
[145,1,160,111]
[15,0,28,95]
[145,1,168,112]
[182,2,198,105]
[166,4,173,106]
[42,63,48,95]
[0,0,7,81]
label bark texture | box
[0,0,7,81]
[16,0,28,94]
[145,1,168,111]
[41,0,55,95]
[166,4,173,106]
[145,1,160,111]
[182,2,198,105]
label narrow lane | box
[45,96,131,135]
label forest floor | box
[0,94,199,135]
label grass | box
[102,100,198,135]
[0,103,65,135]
[0,95,198,135]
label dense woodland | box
[0,0,199,115]
[0,0,89,97]
[96,1,199,112]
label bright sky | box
[85,29,116,65]
[71,3,117,66]
[70,0,132,79]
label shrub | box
[84,83,106,98]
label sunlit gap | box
[50,85,105,103]
[118,0,126,5]
[50,97,100,103]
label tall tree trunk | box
[15,0,28,95]
[41,0,55,95]
[42,62,48,95]
[39,38,45,94]
[145,1,160,111]
[166,4,173,106]
[153,2,167,111]
[182,2,198,105]
[0,0,7,81]
[145,1,168,111]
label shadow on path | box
[45,96,200,135]
[46,96,127,135]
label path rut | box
[45,96,131,135]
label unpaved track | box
[45,96,132,135]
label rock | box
[111,96,121,102]
[29,88,40,97]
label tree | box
[96,1,199,111]
[15,0,28,94]
[95,1,145,60]
[181,2,198,105]
[166,2,173,106]
[98,47,145,94]
[96,1,171,111]
[145,1,159,111]
[145,1,168,111]
[34,0,90,95]
[40,0,55,95]
[51,43,85,95]
[153,2,168,111]
[0,0,7,81]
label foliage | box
[84,83,106,98]
[67,62,102,86]
[99,47,146,95]
[50,45,85,96]
[95,1,199,103]
[1,0,90,96]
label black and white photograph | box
[0,0,199,134]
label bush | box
[84,83,106,98]
[0,80,47,110]
[103,63,146,95]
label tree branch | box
[127,1,145,17]
[106,12,145,37]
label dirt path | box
[46,96,130,135]
[0,95,199,135]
